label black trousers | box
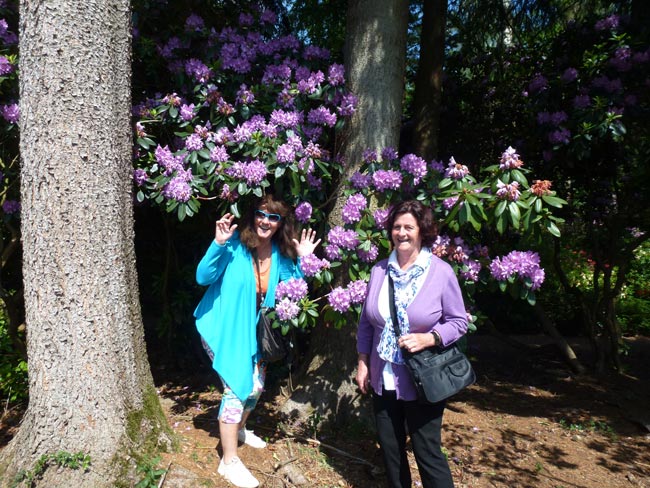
[373,389,454,488]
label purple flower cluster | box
[185,14,204,32]
[185,133,204,151]
[0,55,13,75]
[236,84,256,105]
[327,226,360,251]
[295,202,313,223]
[430,160,445,173]
[155,145,185,175]
[350,172,371,189]
[373,208,391,230]
[342,193,367,224]
[573,94,591,109]
[270,109,303,129]
[162,176,192,202]
[225,160,266,185]
[0,103,19,124]
[328,64,345,86]
[561,67,578,83]
[496,181,521,201]
[443,196,460,210]
[276,143,296,164]
[276,278,309,301]
[444,157,470,180]
[180,103,195,121]
[336,93,358,116]
[528,74,548,94]
[328,286,351,313]
[210,145,229,163]
[347,280,368,304]
[460,260,481,282]
[2,199,20,214]
[548,128,571,145]
[133,169,148,186]
[372,170,402,191]
[489,251,545,290]
[358,244,379,263]
[499,147,524,170]
[307,106,337,127]
[382,147,399,161]
[595,14,620,31]
[185,58,211,83]
[276,298,300,321]
[400,154,427,184]
[297,70,325,94]
[300,253,329,277]
[537,111,568,126]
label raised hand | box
[215,213,238,245]
[292,228,321,257]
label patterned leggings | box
[218,360,266,424]
[202,337,266,424]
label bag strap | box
[387,274,401,340]
[253,251,264,310]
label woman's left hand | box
[398,333,436,353]
[292,228,321,257]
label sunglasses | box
[255,209,282,223]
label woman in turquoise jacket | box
[195,194,320,488]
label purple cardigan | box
[357,255,468,400]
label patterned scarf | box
[377,249,432,364]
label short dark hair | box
[386,200,438,247]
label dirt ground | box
[151,334,650,488]
[2,334,650,487]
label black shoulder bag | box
[388,274,475,404]
[254,255,287,363]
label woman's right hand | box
[355,354,370,394]
[215,213,237,245]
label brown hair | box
[239,194,297,259]
[386,200,438,247]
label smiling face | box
[254,205,281,243]
[391,212,422,258]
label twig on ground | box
[274,456,299,471]
[303,438,376,467]
[158,461,172,488]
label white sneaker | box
[217,457,259,488]
[237,428,267,448]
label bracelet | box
[431,330,442,346]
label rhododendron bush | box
[130,6,566,334]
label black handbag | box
[388,275,475,404]
[254,254,287,363]
[256,307,287,362]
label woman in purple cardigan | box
[356,200,468,488]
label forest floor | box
[2,334,650,487]
[151,334,650,488]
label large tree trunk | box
[0,2,170,486]
[411,0,446,160]
[281,0,408,426]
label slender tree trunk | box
[0,2,170,486]
[281,0,408,425]
[533,303,585,374]
[411,0,446,160]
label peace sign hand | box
[215,213,238,245]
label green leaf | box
[546,220,561,237]
[230,202,240,218]
[541,195,566,208]
[508,201,520,227]
[511,169,528,186]
[495,199,507,217]
[496,213,506,234]
[169,106,178,118]
[527,291,536,306]
[534,197,542,213]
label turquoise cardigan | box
[194,231,303,400]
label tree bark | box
[327,0,408,225]
[411,0,446,161]
[281,0,408,425]
[0,2,170,486]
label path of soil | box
[2,334,649,487]
[154,334,650,488]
